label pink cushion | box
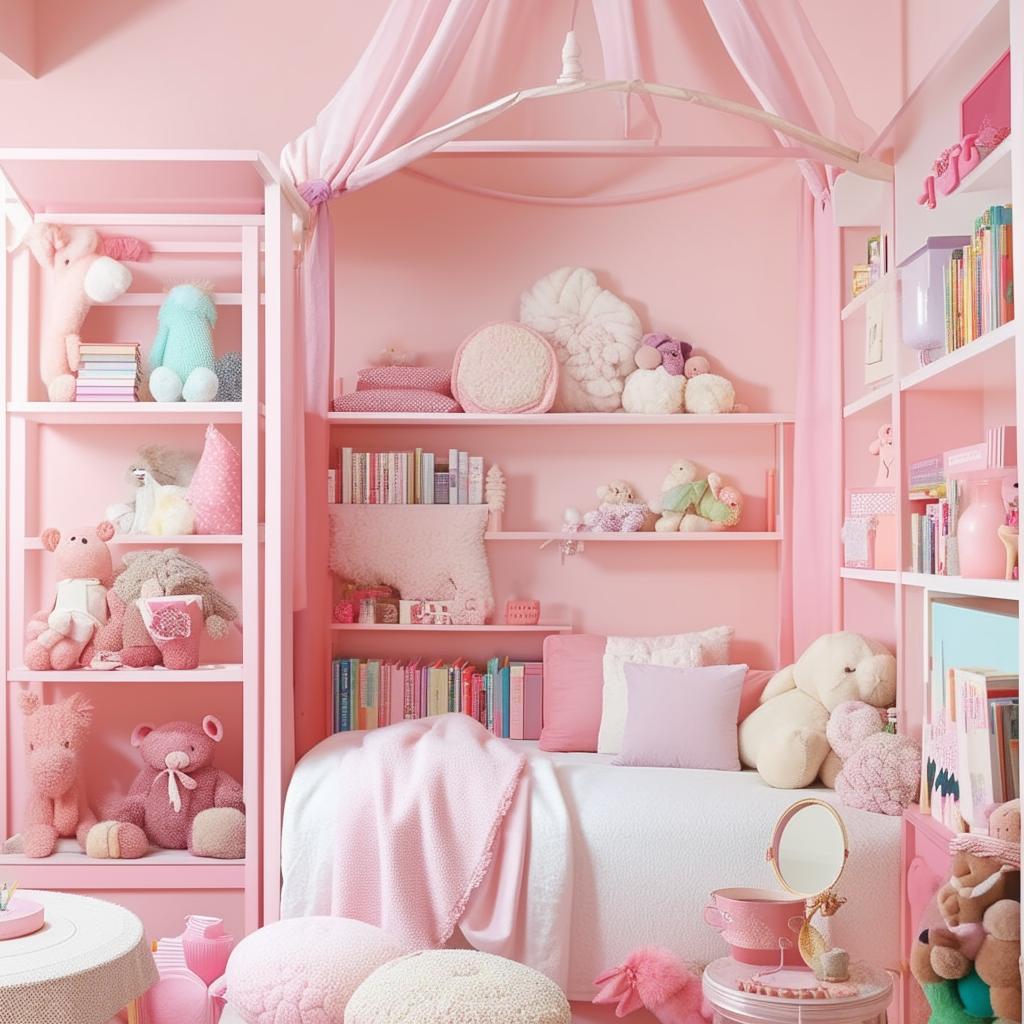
[187,424,242,534]
[539,633,607,752]
[332,390,462,413]
[614,662,748,770]
[356,366,452,395]
[739,668,775,722]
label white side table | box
[0,890,157,1024]
[703,957,892,1024]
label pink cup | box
[703,887,807,966]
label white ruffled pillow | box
[520,267,642,413]
[597,626,734,754]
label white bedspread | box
[281,736,901,1001]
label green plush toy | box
[652,459,743,532]
[149,284,219,403]
[921,979,992,1024]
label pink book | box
[390,662,405,726]
[509,664,525,740]
[523,663,543,741]
[944,442,988,476]
[75,394,138,402]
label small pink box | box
[703,887,807,966]
[0,897,45,941]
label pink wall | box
[0,0,35,79]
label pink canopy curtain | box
[281,0,654,752]
[702,0,872,658]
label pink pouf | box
[222,917,407,1024]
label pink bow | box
[155,767,197,813]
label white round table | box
[702,957,892,1024]
[0,890,157,1024]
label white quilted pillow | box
[597,626,734,754]
[520,267,642,413]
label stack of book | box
[331,656,542,739]
[75,342,141,402]
[942,203,1014,352]
[330,448,485,505]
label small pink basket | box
[505,599,541,626]
[141,596,204,670]
[703,887,807,966]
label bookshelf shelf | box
[329,623,572,633]
[7,401,244,425]
[486,531,781,542]
[6,665,245,683]
[327,411,794,427]
[840,567,898,584]
[840,275,890,321]
[23,534,244,548]
[898,321,1016,393]
[900,573,1019,600]
[959,137,1012,194]
[843,383,894,419]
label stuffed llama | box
[24,521,116,670]
[149,284,220,403]
[26,224,146,402]
[87,716,245,860]
[16,693,98,858]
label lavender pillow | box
[614,662,748,770]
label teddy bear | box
[650,459,743,531]
[94,549,238,668]
[24,521,116,671]
[11,693,98,858]
[87,717,245,860]
[25,224,147,402]
[583,481,650,532]
[825,700,920,815]
[911,800,1020,1024]
[738,631,897,789]
[106,443,199,535]
[149,284,220,403]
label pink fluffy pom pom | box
[101,236,149,261]
[594,946,709,1024]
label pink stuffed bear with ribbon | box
[594,947,710,1024]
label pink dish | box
[0,897,45,940]
[703,887,806,966]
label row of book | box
[910,484,962,576]
[922,668,1019,832]
[75,342,142,402]
[331,657,543,738]
[329,448,485,505]
[942,203,1014,352]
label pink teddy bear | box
[88,716,245,861]
[24,521,116,671]
[16,692,98,858]
[25,224,146,402]
[826,700,920,815]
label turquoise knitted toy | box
[149,285,219,403]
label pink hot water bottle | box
[594,946,710,1024]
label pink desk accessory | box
[0,894,45,941]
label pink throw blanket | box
[330,713,526,949]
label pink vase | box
[958,476,1008,578]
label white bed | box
[282,735,902,1001]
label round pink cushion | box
[224,917,406,1024]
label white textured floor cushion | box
[224,917,407,1024]
[344,949,571,1023]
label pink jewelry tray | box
[0,897,45,940]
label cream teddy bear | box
[739,631,897,789]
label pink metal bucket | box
[703,887,806,966]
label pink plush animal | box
[583,481,650,533]
[17,692,98,858]
[868,424,895,487]
[88,717,245,860]
[826,700,920,815]
[594,947,709,1024]
[25,224,147,402]
[24,521,116,671]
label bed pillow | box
[739,668,775,722]
[539,633,607,752]
[614,662,748,770]
[597,626,733,755]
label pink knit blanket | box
[330,713,526,949]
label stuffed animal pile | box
[911,799,1020,1024]
[651,460,743,531]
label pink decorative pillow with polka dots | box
[187,425,242,535]
[332,390,461,413]
[356,366,452,395]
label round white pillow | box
[225,917,406,1024]
[520,266,642,413]
[344,949,571,1024]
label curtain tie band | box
[299,179,333,207]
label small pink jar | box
[704,887,807,966]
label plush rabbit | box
[149,284,219,403]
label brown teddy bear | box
[912,799,1021,1023]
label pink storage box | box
[141,596,204,670]
[961,51,1010,147]
[703,887,807,966]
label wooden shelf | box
[0,842,245,890]
[109,291,256,306]
[329,623,571,633]
[899,321,1016,393]
[840,567,898,584]
[23,534,244,548]
[6,665,244,683]
[903,806,955,845]
[841,275,889,321]
[486,531,781,542]
[328,411,793,427]
[900,573,1019,600]
[958,137,1012,194]
[843,384,894,418]
[8,402,244,424]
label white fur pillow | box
[597,626,734,754]
[520,267,642,413]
